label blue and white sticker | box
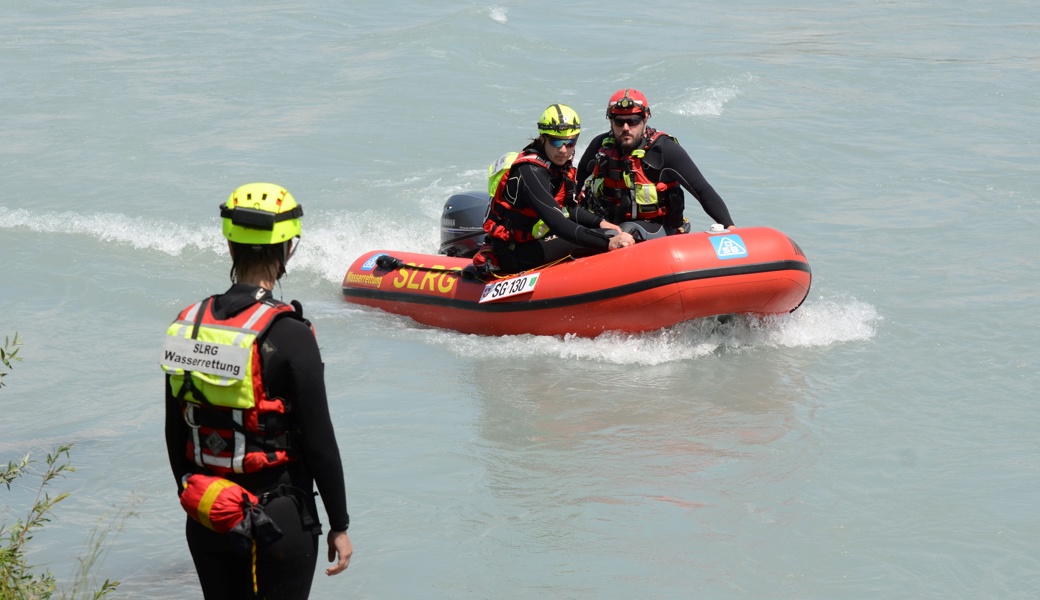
[710,234,748,260]
[361,254,383,271]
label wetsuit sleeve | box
[655,139,735,228]
[265,317,351,532]
[574,133,608,194]
[165,376,194,493]
[514,162,611,250]
[572,205,605,229]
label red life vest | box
[584,127,679,221]
[165,298,305,476]
[483,148,577,244]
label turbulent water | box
[2,2,1038,598]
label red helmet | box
[606,88,650,118]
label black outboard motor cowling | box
[439,191,489,258]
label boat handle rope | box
[374,254,570,281]
[375,254,462,275]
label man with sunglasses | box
[480,103,635,274]
[575,89,735,235]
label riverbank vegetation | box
[1,334,120,599]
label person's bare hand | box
[325,530,353,576]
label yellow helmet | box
[537,104,581,138]
[220,183,303,245]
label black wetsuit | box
[493,143,613,273]
[165,284,349,600]
[575,131,735,231]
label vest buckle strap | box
[184,404,200,428]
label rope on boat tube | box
[374,253,573,282]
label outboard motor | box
[439,191,489,258]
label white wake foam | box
[669,74,757,117]
[419,295,880,365]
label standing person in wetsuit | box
[480,103,635,275]
[575,88,736,235]
[162,182,352,599]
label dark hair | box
[229,242,287,283]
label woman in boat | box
[162,183,352,599]
[479,103,635,274]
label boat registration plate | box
[479,272,540,303]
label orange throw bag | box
[180,474,283,550]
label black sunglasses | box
[612,115,644,127]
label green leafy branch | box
[1,334,120,599]
[0,333,22,389]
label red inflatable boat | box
[341,223,811,337]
